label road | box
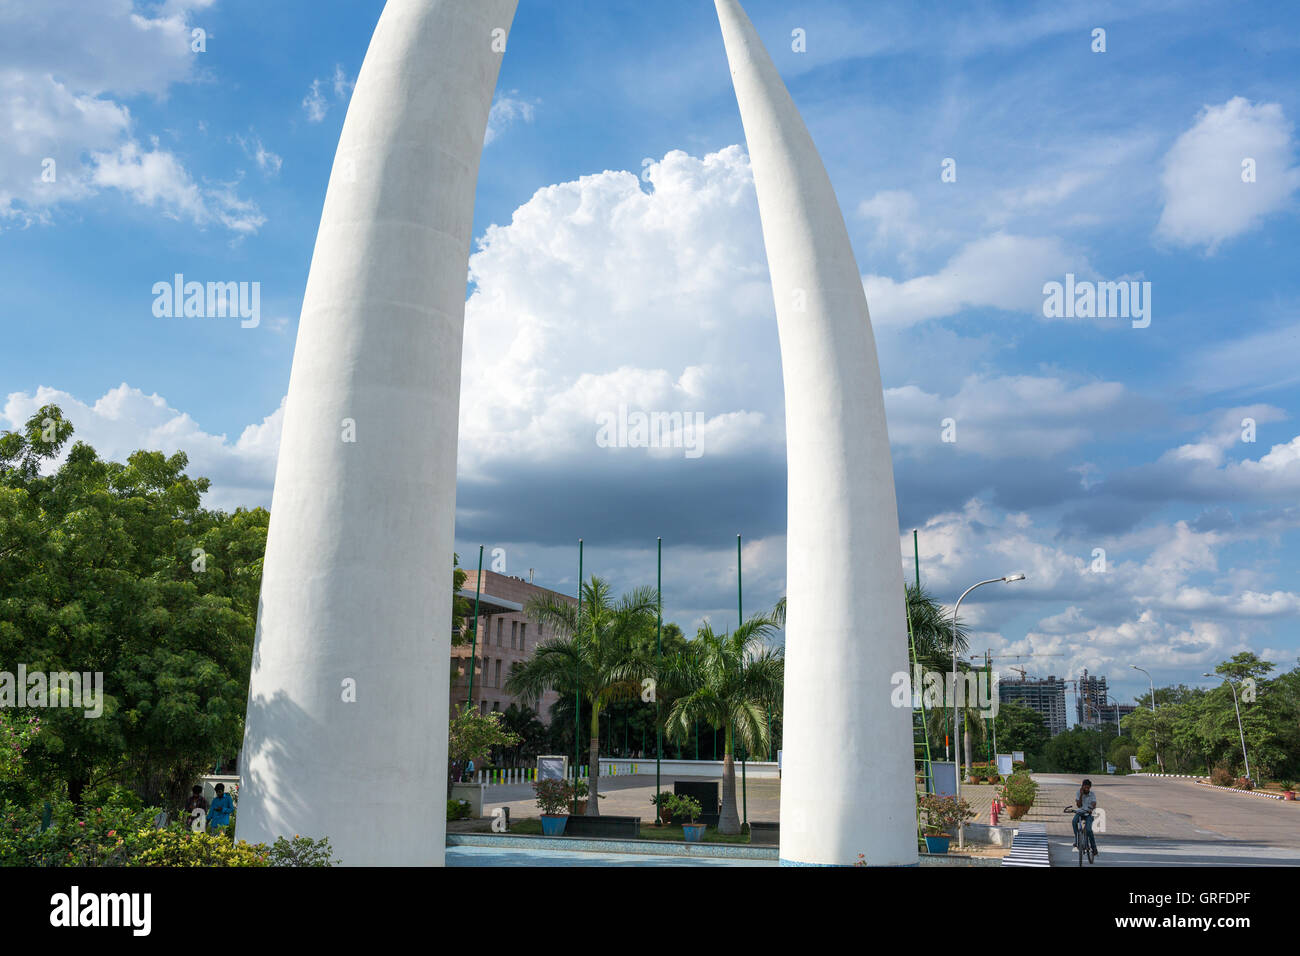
[1032,774,1300,866]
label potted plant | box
[917,794,975,854]
[669,794,706,842]
[1001,771,1038,819]
[533,779,571,836]
[1280,781,1296,801]
[650,791,674,826]
[572,779,589,815]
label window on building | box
[520,623,527,649]
[494,658,502,687]
[496,618,502,643]
[479,700,487,715]
[511,620,518,649]
[492,701,499,712]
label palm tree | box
[505,576,657,815]
[906,583,969,667]
[663,615,784,835]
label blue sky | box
[3,0,1299,711]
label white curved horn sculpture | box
[237,0,518,866]
[714,0,917,866]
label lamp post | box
[1130,664,1161,771]
[1204,673,1251,783]
[952,573,1025,849]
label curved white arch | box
[238,0,518,866]
[240,0,913,868]
[715,0,915,867]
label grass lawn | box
[508,817,753,844]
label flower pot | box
[682,823,707,843]
[540,815,568,836]
[574,800,588,815]
[1285,791,1296,801]
[986,776,999,784]
[1006,804,1030,820]
[658,807,673,825]
[967,775,980,785]
[924,834,950,854]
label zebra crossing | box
[1001,822,1051,867]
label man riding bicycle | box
[1072,779,1098,856]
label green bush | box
[267,834,336,867]
[130,828,269,867]
[917,794,975,835]
[533,779,573,816]
[665,794,702,823]
[0,799,160,867]
[1001,772,1038,808]
[1210,766,1233,787]
[447,799,473,821]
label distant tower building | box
[999,674,1068,737]
[1077,669,1109,728]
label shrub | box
[533,779,573,816]
[267,834,336,867]
[1234,777,1254,790]
[129,828,269,867]
[665,794,702,824]
[917,794,975,835]
[1001,772,1038,808]
[446,799,473,821]
[1210,766,1233,787]
[0,799,161,867]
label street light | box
[1130,664,1161,771]
[952,573,1026,849]
[1204,673,1251,783]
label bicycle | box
[1064,807,1097,865]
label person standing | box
[184,785,208,832]
[207,783,234,836]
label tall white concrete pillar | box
[237,0,518,866]
[714,0,917,866]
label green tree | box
[1042,727,1106,774]
[505,577,658,815]
[662,615,784,834]
[1107,736,1137,772]
[446,705,520,795]
[0,406,265,809]
[906,584,970,669]
[497,704,547,765]
[994,702,1049,758]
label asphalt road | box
[1033,774,1300,866]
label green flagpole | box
[656,537,663,825]
[575,538,583,813]
[467,545,483,709]
[738,533,747,829]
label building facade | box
[1076,669,1109,728]
[450,570,576,723]
[998,674,1068,737]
